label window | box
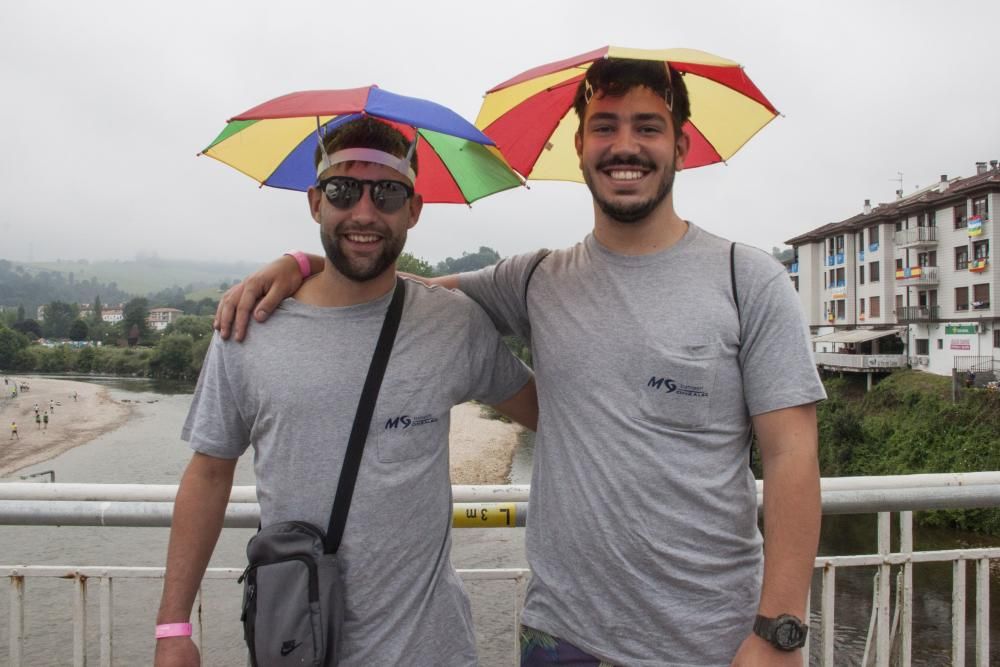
[915,339,929,355]
[895,258,904,271]
[927,209,937,227]
[895,220,903,232]
[895,294,904,312]
[791,276,799,291]
[973,239,989,260]
[870,296,881,317]
[870,262,880,282]
[868,226,878,245]
[859,265,865,285]
[836,267,845,286]
[956,245,969,270]
[937,339,943,350]
[972,196,989,220]
[859,298,866,314]
[956,286,969,311]
[917,251,937,266]
[994,329,1000,348]
[973,283,990,309]
[835,235,845,253]
[955,204,968,229]
[836,300,845,319]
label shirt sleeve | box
[461,301,533,406]
[738,253,827,416]
[457,249,550,341]
[180,333,251,459]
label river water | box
[0,377,997,665]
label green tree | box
[12,319,42,339]
[396,252,436,277]
[435,246,502,275]
[16,304,25,322]
[77,345,97,373]
[0,326,29,370]
[69,319,89,341]
[42,301,79,339]
[151,333,194,379]
[121,298,150,344]
[164,315,214,341]
[90,295,104,328]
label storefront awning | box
[811,329,902,344]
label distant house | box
[147,307,184,331]
[101,307,125,324]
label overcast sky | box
[2,1,999,266]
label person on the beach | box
[49,399,54,414]
[35,413,41,429]
[9,421,17,440]
[33,402,38,415]
[216,59,824,666]
[155,117,538,667]
[42,412,48,430]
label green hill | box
[15,258,262,296]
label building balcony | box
[868,242,880,254]
[894,265,939,285]
[857,250,865,262]
[894,227,938,248]
[788,262,799,274]
[825,253,845,267]
[969,258,989,273]
[896,305,940,322]
[813,352,908,370]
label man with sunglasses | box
[155,117,537,667]
[216,60,824,666]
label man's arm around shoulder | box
[488,377,538,432]
[731,402,820,667]
[155,452,238,667]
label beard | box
[582,153,676,224]
[320,222,407,283]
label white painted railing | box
[813,353,909,370]
[3,474,1000,666]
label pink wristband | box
[284,250,312,279]
[155,622,193,639]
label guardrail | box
[813,353,908,370]
[3,474,1000,666]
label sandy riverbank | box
[0,379,525,482]
[0,377,132,478]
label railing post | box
[876,512,891,667]
[900,511,913,666]
[99,576,113,667]
[821,565,836,667]
[976,558,989,667]
[9,574,25,667]
[953,559,967,666]
[74,573,88,667]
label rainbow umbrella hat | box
[476,46,779,183]
[201,86,523,204]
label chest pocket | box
[375,372,450,463]
[635,343,720,431]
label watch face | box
[774,619,806,649]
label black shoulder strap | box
[730,242,741,324]
[325,276,406,554]
[523,249,551,308]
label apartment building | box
[786,161,1000,377]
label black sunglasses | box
[319,176,415,213]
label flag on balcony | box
[968,216,983,236]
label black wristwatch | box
[752,614,808,651]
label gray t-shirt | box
[182,279,531,667]
[459,223,826,667]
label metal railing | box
[3,474,1000,666]
[893,227,938,246]
[813,353,908,370]
[896,305,940,322]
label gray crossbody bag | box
[238,277,406,667]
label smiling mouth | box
[605,168,647,181]
[343,233,382,244]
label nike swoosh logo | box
[280,641,302,656]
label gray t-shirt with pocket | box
[182,278,531,667]
[459,223,826,667]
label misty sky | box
[2,1,999,266]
